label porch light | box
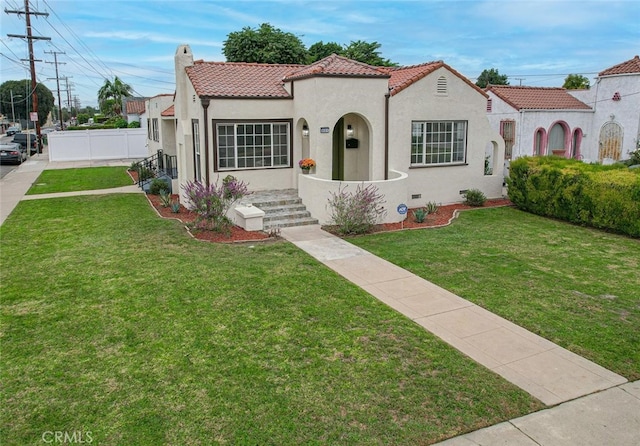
[302,124,309,138]
[346,124,354,138]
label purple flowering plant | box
[181,175,249,233]
[327,183,386,235]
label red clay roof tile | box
[486,85,592,110]
[126,100,145,115]
[186,61,301,98]
[161,105,174,117]
[283,54,389,81]
[599,55,640,76]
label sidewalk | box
[280,225,639,445]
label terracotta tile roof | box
[599,55,640,76]
[186,61,301,98]
[126,99,145,115]
[385,61,487,97]
[161,105,174,117]
[283,54,389,81]
[486,85,592,110]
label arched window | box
[534,128,546,156]
[571,129,582,159]
[548,123,566,156]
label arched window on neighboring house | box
[534,128,546,156]
[571,129,583,159]
[548,122,567,156]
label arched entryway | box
[332,113,370,181]
[599,121,623,161]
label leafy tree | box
[307,41,344,63]
[76,113,90,125]
[563,74,590,90]
[476,68,509,88]
[343,40,397,66]
[0,79,54,127]
[223,23,307,64]
[98,76,133,116]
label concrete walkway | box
[280,225,638,444]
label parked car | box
[0,142,27,164]
[6,126,21,136]
[12,133,38,155]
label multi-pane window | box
[500,120,515,159]
[152,118,159,142]
[216,122,290,170]
[192,120,201,181]
[411,121,467,165]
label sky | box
[1,0,639,108]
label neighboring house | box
[485,86,593,162]
[145,94,176,157]
[166,44,504,225]
[486,55,640,164]
[123,97,147,127]
[568,55,640,162]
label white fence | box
[47,128,148,162]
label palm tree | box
[98,76,133,116]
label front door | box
[599,122,623,162]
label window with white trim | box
[216,121,290,170]
[192,120,201,181]
[411,121,467,165]
[152,118,159,142]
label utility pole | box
[515,78,526,86]
[6,1,50,152]
[45,50,66,129]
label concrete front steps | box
[242,189,318,231]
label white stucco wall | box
[146,95,176,157]
[390,67,505,206]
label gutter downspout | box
[201,98,211,185]
[384,92,390,180]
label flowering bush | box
[298,158,316,170]
[327,183,387,235]
[181,175,249,233]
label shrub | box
[128,121,141,128]
[149,178,169,195]
[327,184,387,235]
[159,190,172,207]
[507,156,640,237]
[181,176,249,233]
[170,200,181,213]
[425,201,439,214]
[136,166,153,182]
[412,208,428,223]
[463,189,486,206]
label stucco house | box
[165,44,504,226]
[145,94,176,157]
[486,55,640,165]
[123,97,147,127]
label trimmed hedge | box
[507,157,640,237]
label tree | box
[307,41,344,63]
[563,74,590,90]
[475,68,509,88]
[343,40,397,66]
[98,76,133,116]
[223,23,308,65]
[0,79,54,127]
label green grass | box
[0,195,542,445]
[350,207,640,380]
[26,166,133,195]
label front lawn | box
[26,166,132,195]
[349,207,640,380]
[0,195,542,445]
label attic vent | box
[612,92,621,101]
[436,76,447,94]
[486,98,492,112]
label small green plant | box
[412,208,428,223]
[149,178,169,195]
[128,161,138,171]
[128,121,141,128]
[484,156,493,175]
[159,190,172,207]
[425,201,439,214]
[136,166,153,182]
[463,188,487,206]
[170,200,181,213]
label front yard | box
[350,206,640,380]
[0,194,541,445]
